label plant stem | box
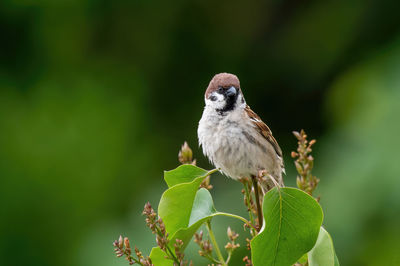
[242,182,256,236]
[206,220,226,266]
[215,212,257,231]
[251,175,263,231]
[205,254,222,265]
[166,245,180,265]
[226,251,232,264]
[127,254,143,266]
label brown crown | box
[205,73,241,98]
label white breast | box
[198,106,282,182]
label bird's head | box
[204,73,245,114]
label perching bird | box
[197,73,284,190]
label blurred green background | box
[1,0,400,265]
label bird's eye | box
[217,87,224,93]
[209,95,217,101]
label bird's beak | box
[226,86,237,97]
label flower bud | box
[124,237,131,249]
[292,131,301,140]
[227,226,239,241]
[178,141,193,164]
[118,235,124,249]
[295,161,303,174]
[227,227,233,239]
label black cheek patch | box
[216,92,238,115]
[209,95,217,101]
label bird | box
[197,73,284,191]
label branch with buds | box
[194,231,219,264]
[240,178,259,236]
[292,130,320,199]
[113,236,153,265]
[224,227,240,264]
[142,202,185,264]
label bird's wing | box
[244,105,282,157]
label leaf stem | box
[206,168,220,177]
[215,212,257,231]
[206,220,226,266]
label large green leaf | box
[150,188,218,264]
[167,187,250,252]
[158,166,216,236]
[251,187,323,266]
[168,188,220,249]
[308,227,340,266]
[164,164,209,188]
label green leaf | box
[168,188,218,250]
[149,247,172,266]
[251,187,323,266]
[189,187,217,225]
[308,227,340,266]
[164,164,209,187]
[158,176,204,236]
[168,188,252,251]
[158,165,217,241]
[159,165,251,254]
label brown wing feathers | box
[244,105,282,157]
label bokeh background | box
[1,0,400,265]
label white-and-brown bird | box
[197,73,284,190]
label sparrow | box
[197,73,284,190]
